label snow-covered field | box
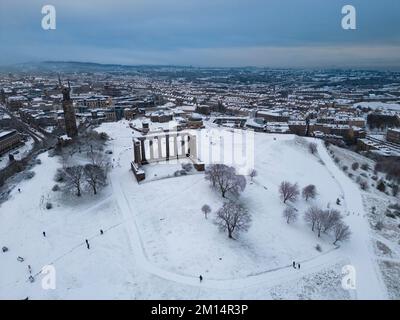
[0,120,389,299]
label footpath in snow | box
[317,139,387,300]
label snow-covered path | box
[317,140,387,300]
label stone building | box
[0,130,21,155]
[6,96,28,111]
[150,111,173,123]
[387,128,400,144]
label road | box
[0,104,57,147]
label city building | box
[0,130,21,155]
[387,128,400,144]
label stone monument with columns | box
[131,129,204,182]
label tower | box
[59,76,78,138]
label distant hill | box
[0,61,197,74]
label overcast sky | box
[0,0,399,68]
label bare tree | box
[84,164,107,195]
[279,181,299,203]
[282,207,298,224]
[308,142,318,155]
[314,210,325,237]
[304,206,322,232]
[302,184,317,201]
[88,150,107,167]
[79,129,107,152]
[205,164,224,187]
[63,165,85,197]
[201,204,211,219]
[206,164,246,198]
[249,169,257,181]
[321,209,343,233]
[216,201,251,239]
[333,222,351,245]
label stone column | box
[139,137,147,163]
[189,134,197,158]
[134,140,141,164]
[165,130,170,161]
[174,135,179,158]
[180,135,185,156]
[186,135,191,156]
[149,139,154,161]
[157,136,162,159]
[181,135,186,156]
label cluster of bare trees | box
[52,128,111,197]
[56,150,109,196]
[279,182,317,203]
[205,164,246,198]
[202,164,251,239]
[304,206,351,244]
[201,164,250,239]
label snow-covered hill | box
[0,121,388,299]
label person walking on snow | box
[42,231,46,237]
[85,239,90,249]
[292,261,296,269]
[297,263,301,269]
[199,275,203,283]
